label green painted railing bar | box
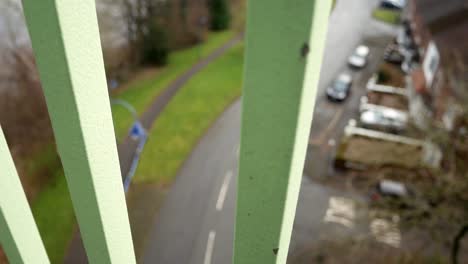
[0,127,50,264]
[234,0,332,263]
[22,1,136,263]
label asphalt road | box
[141,100,241,264]
[142,0,398,263]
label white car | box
[359,108,408,133]
[348,45,370,69]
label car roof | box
[356,45,369,56]
[362,108,407,121]
[361,110,383,123]
[337,73,352,83]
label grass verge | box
[32,172,75,264]
[135,43,244,183]
[112,30,235,141]
[372,8,400,25]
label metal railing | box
[0,0,332,263]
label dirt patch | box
[367,91,408,111]
[376,62,405,87]
[336,136,423,169]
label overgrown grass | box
[372,8,400,25]
[32,172,75,264]
[135,43,244,183]
[112,30,235,141]
[20,143,62,200]
[23,144,58,176]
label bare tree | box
[446,52,468,108]
[118,0,167,64]
[0,0,52,153]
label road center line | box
[216,170,233,211]
[203,230,216,264]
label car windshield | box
[333,79,348,91]
[363,111,385,123]
[350,54,364,62]
[382,109,406,122]
[373,112,383,122]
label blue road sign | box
[130,122,145,140]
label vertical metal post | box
[0,127,50,264]
[22,1,136,263]
[234,0,332,263]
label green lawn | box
[32,172,75,264]
[112,30,235,141]
[372,8,400,25]
[135,43,244,183]
[24,144,59,178]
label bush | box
[142,24,169,66]
[377,69,390,84]
[373,8,400,25]
[208,0,230,31]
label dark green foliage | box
[142,23,169,66]
[377,69,390,83]
[180,0,188,21]
[208,0,230,31]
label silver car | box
[326,73,352,101]
[348,45,370,69]
[359,108,408,133]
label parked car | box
[348,45,370,69]
[359,108,408,133]
[380,0,406,10]
[326,73,352,101]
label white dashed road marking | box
[203,230,216,264]
[216,170,233,211]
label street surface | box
[141,100,240,264]
[142,0,399,263]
